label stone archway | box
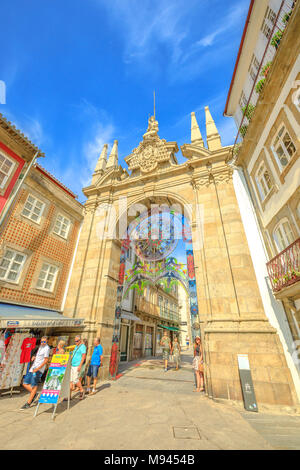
[64,110,299,407]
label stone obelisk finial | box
[205,106,222,151]
[106,140,119,169]
[191,112,204,147]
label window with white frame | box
[0,152,15,189]
[262,22,272,39]
[272,125,296,169]
[36,262,58,292]
[0,249,26,283]
[248,54,260,82]
[267,8,276,25]
[273,218,295,252]
[255,162,273,200]
[53,214,71,239]
[239,91,248,110]
[22,194,45,223]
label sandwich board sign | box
[34,353,71,420]
[237,354,258,412]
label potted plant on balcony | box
[261,61,272,78]
[242,103,256,121]
[239,125,248,138]
[271,30,283,49]
[256,78,266,94]
[283,10,292,24]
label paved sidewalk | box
[0,352,299,450]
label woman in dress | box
[192,336,204,392]
[171,336,181,370]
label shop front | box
[144,326,153,357]
[0,303,84,395]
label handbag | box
[198,360,204,372]
[169,354,174,362]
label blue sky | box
[0,0,249,201]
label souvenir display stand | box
[34,353,72,420]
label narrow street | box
[0,349,300,450]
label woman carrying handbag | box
[192,336,204,392]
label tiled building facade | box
[0,165,83,311]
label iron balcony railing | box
[266,237,300,292]
[231,0,296,159]
[160,307,180,323]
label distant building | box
[119,247,181,362]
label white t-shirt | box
[30,344,50,374]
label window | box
[267,8,276,25]
[158,296,163,315]
[53,214,71,239]
[255,163,273,200]
[0,249,26,283]
[272,125,296,170]
[262,22,272,39]
[36,263,58,292]
[0,152,15,189]
[22,194,45,223]
[239,91,248,109]
[248,55,260,81]
[273,219,294,252]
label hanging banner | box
[38,354,71,405]
[237,354,258,412]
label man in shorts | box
[86,337,103,395]
[70,335,86,399]
[160,330,171,372]
[21,336,50,410]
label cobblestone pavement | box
[0,349,299,450]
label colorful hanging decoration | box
[109,208,201,378]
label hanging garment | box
[20,337,36,364]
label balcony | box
[135,297,160,317]
[160,307,180,323]
[267,238,300,293]
[231,0,296,158]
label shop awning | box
[158,324,180,332]
[0,303,84,329]
[121,311,140,322]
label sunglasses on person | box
[75,339,80,343]
[41,340,46,344]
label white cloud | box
[94,0,194,67]
[70,99,116,188]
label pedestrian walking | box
[192,336,204,392]
[86,337,103,395]
[20,336,50,409]
[70,335,86,400]
[160,330,171,372]
[171,336,181,370]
